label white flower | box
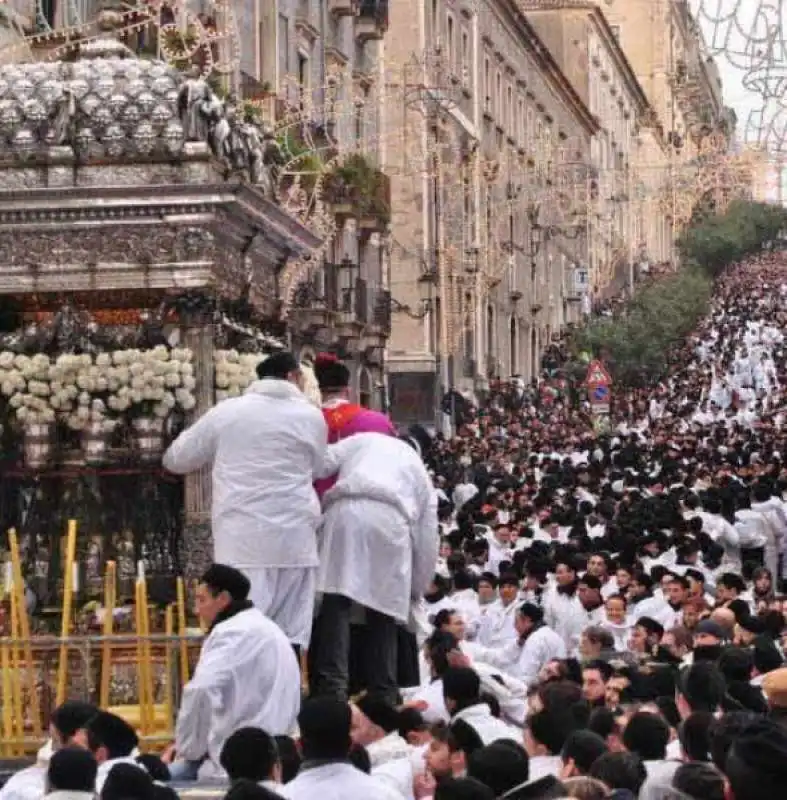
[16,407,27,422]
[130,390,143,404]
[153,403,170,418]
[164,372,181,388]
[152,345,169,361]
[180,394,196,411]
[96,353,112,367]
[78,391,91,406]
[96,378,108,392]
[175,388,194,406]
[182,375,196,390]
[0,352,14,369]
[91,399,106,414]
[113,351,128,366]
[13,355,29,370]
[1,381,14,396]
[130,376,145,391]
[227,386,240,398]
[181,363,194,377]
[41,408,56,423]
[215,371,230,389]
[226,350,239,363]
[8,393,22,408]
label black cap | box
[51,700,98,740]
[200,564,251,602]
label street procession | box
[2,1,787,800]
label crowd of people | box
[5,252,787,800]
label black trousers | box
[309,593,399,704]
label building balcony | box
[328,0,360,15]
[322,154,391,230]
[355,0,389,41]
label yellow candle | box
[56,520,78,706]
[8,529,41,738]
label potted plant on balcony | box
[323,154,390,227]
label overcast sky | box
[690,0,782,149]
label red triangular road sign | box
[586,359,612,386]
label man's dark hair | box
[584,659,614,683]
[725,719,787,800]
[678,711,715,762]
[518,602,544,624]
[297,698,352,761]
[220,727,279,782]
[672,762,725,800]
[709,711,760,773]
[223,779,287,800]
[466,740,529,795]
[443,667,481,711]
[100,763,153,800]
[589,751,646,794]
[678,662,726,713]
[434,776,495,800]
[528,709,576,756]
[50,701,98,743]
[561,730,608,775]
[256,351,298,380]
[356,693,400,733]
[200,564,251,603]
[135,754,170,782]
[85,712,139,761]
[273,735,301,784]
[47,747,97,794]
[622,711,670,761]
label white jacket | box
[175,606,301,779]
[163,379,327,568]
[451,703,520,745]
[315,433,439,622]
[279,762,403,800]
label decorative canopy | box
[0,43,186,162]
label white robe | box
[315,433,439,623]
[163,379,327,569]
[175,606,301,780]
[279,762,403,800]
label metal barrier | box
[0,633,202,756]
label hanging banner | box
[586,360,612,415]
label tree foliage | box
[571,266,712,387]
[676,199,787,276]
[567,200,786,389]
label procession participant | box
[0,702,97,800]
[312,353,395,497]
[166,565,301,781]
[309,431,439,703]
[163,351,327,651]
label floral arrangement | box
[0,347,197,430]
[214,350,322,407]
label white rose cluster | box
[0,347,198,429]
[0,352,55,425]
[214,350,262,403]
[214,350,321,407]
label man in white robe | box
[163,351,327,650]
[167,564,301,781]
[309,432,439,704]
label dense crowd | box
[4,253,787,800]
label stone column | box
[181,315,215,582]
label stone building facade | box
[603,0,730,250]
[236,0,391,408]
[525,2,669,298]
[383,0,598,423]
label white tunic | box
[175,606,301,779]
[315,433,439,622]
[163,379,327,568]
[279,762,403,800]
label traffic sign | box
[591,385,610,403]
[585,359,612,386]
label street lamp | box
[390,265,437,319]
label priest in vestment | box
[168,565,301,781]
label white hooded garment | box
[163,378,328,568]
[315,433,439,623]
[175,606,301,780]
